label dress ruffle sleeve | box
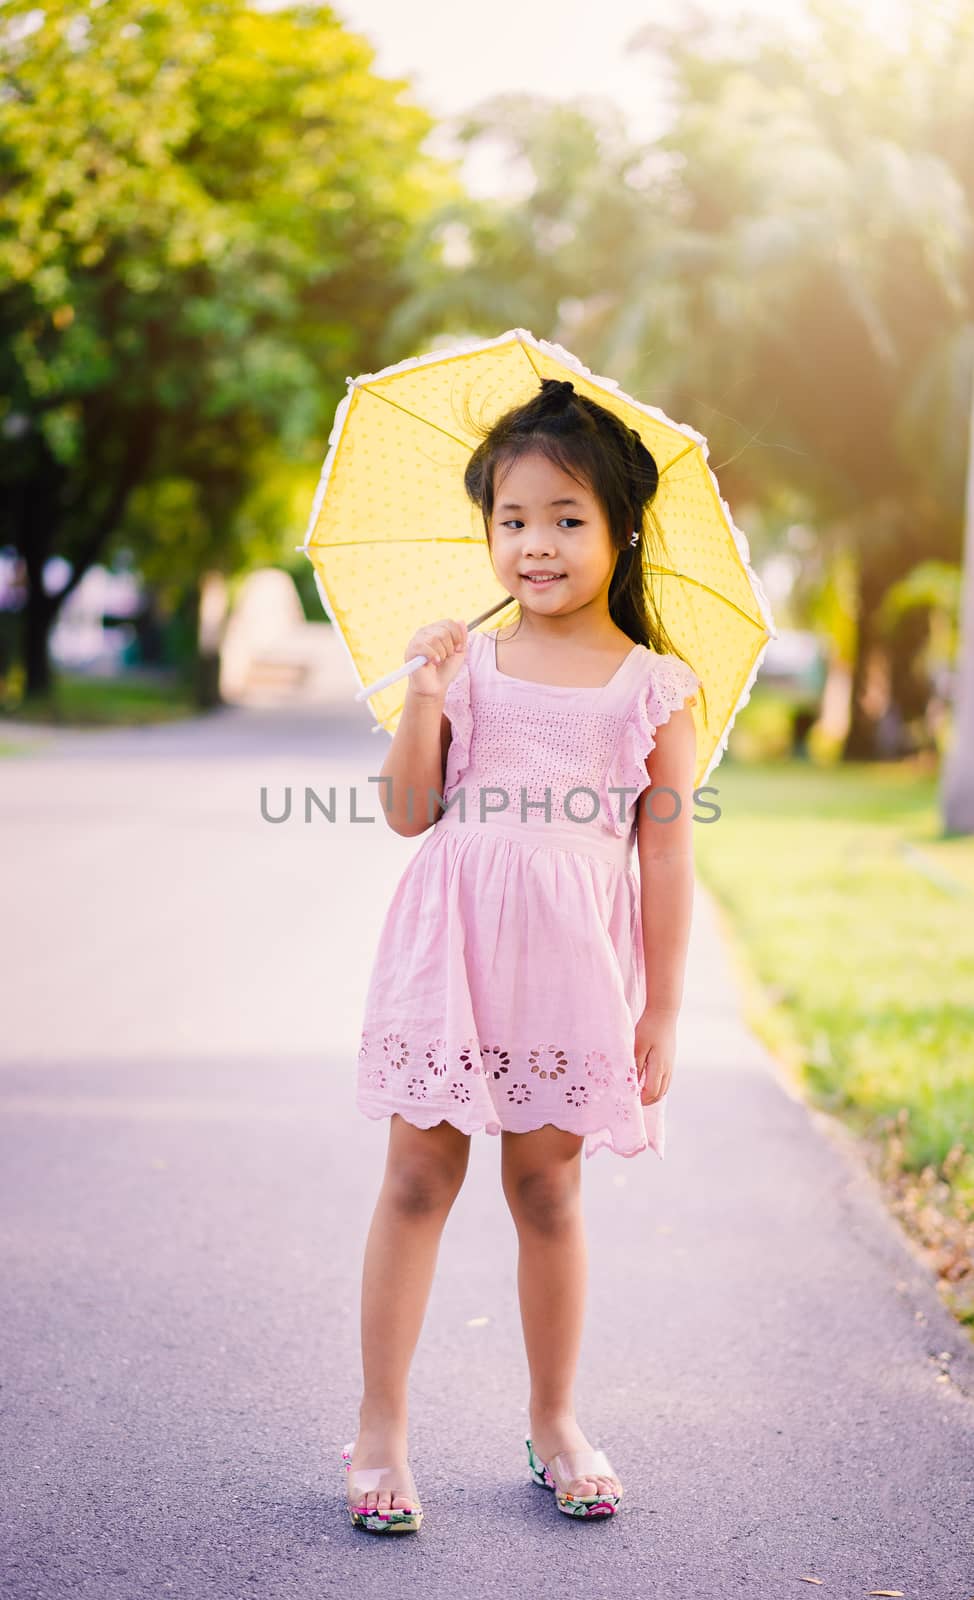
[442,655,473,802]
[602,653,700,835]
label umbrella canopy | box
[298,326,777,785]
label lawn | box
[693,756,974,1321]
[1,671,198,728]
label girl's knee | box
[501,1125,584,1233]
[503,1164,581,1235]
[384,1118,469,1216]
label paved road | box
[2,705,973,1600]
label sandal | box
[341,1442,424,1533]
[526,1436,623,1518]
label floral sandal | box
[341,1442,423,1533]
[526,1437,623,1518]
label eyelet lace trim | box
[602,654,701,836]
[357,1027,663,1160]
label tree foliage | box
[395,0,974,758]
[0,0,463,691]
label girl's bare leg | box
[500,1125,621,1499]
[349,1113,471,1513]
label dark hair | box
[463,377,702,709]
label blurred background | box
[1,0,972,1328]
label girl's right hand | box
[405,618,469,700]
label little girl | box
[343,376,700,1533]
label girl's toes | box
[572,1477,598,1498]
[376,1490,393,1513]
[392,1493,415,1512]
[365,1492,378,1512]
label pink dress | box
[355,627,700,1160]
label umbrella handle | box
[354,652,429,701]
[354,597,512,708]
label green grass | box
[694,758,974,1208]
[1,672,198,728]
[0,739,39,757]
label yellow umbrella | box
[296,327,777,786]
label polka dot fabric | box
[355,627,700,1160]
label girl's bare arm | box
[376,619,468,836]
[635,706,697,1013]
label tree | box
[394,2,973,764]
[0,0,463,698]
[623,1,973,758]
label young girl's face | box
[488,450,618,617]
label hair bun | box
[541,378,575,398]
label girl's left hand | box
[634,1007,678,1106]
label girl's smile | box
[489,451,617,615]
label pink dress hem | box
[354,1099,660,1160]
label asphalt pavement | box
[1,701,972,1600]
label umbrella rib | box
[359,385,478,452]
[658,441,699,475]
[518,337,544,383]
[642,569,770,630]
